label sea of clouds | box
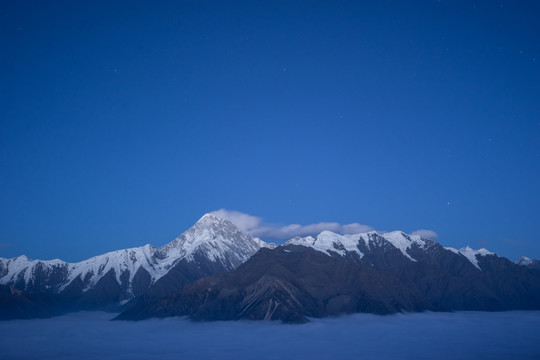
[2,311,539,360]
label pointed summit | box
[182,213,248,243]
[160,213,265,268]
[197,213,222,224]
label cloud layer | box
[1,311,538,360]
[209,209,437,240]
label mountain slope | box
[115,245,433,322]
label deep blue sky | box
[1,1,539,262]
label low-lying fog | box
[2,311,539,360]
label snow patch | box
[445,246,494,270]
[381,231,425,261]
[516,256,533,266]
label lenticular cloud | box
[209,209,440,241]
[209,209,375,239]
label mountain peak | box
[159,213,264,266]
[192,213,238,232]
[189,213,241,236]
[516,256,533,266]
[197,213,222,223]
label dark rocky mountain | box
[0,214,267,316]
[0,284,62,320]
[116,231,540,323]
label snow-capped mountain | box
[517,256,534,266]
[118,229,540,322]
[0,214,266,307]
[286,230,496,270]
[516,256,540,270]
[158,213,263,268]
[4,216,540,322]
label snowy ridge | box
[59,244,166,292]
[285,230,428,261]
[0,245,166,293]
[444,246,495,270]
[254,237,277,249]
[286,236,316,247]
[285,229,498,271]
[287,232,363,257]
[0,214,266,296]
[0,255,67,290]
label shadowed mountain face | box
[0,284,63,320]
[116,236,540,323]
[115,246,429,323]
[0,214,267,314]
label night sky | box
[1,1,539,262]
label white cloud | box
[209,209,375,239]
[410,229,439,240]
[209,209,262,233]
